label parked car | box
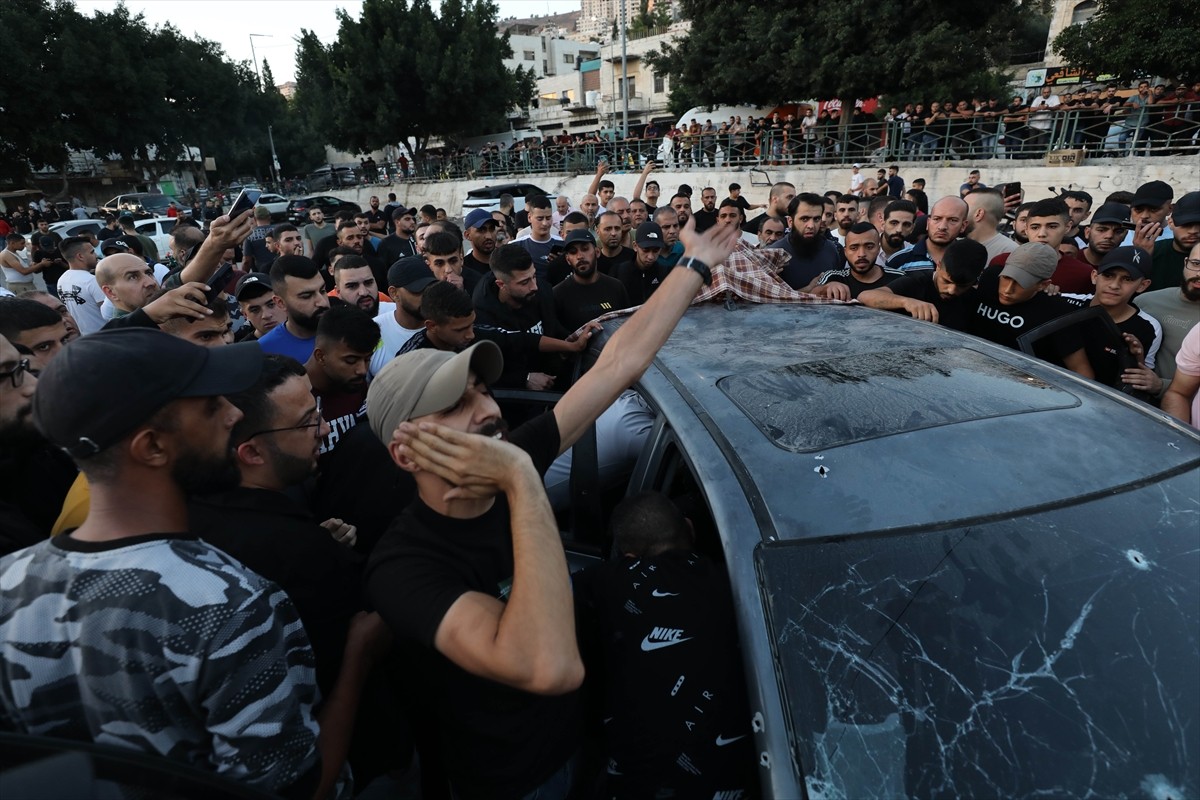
[28,219,106,244]
[129,216,177,259]
[460,182,555,221]
[286,195,361,225]
[255,192,289,220]
[307,166,358,191]
[555,301,1200,799]
[52,201,100,220]
[100,193,187,220]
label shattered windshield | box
[757,468,1199,798]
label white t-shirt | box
[370,309,422,376]
[1028,94,1061,130]
[1,248,32,285]
[57,269,108,335]
[849,173,865,194]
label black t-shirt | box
[573,550,755,799]
[817,266,904,299]
[884,269,976,331]
[967,266,1085,363]
[365,413,576,800]
[691,208,718,233]
[1062,294,1160,387]
[613,259,669,306]
[378,234,418,269]
[596,246,634,276]
[553,273,630,332]
[312,234,340,269]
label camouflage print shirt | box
[0,533,332,795]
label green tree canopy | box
[293,0,535,156]
[1053,0,1200,84]
[648,0,1041,116]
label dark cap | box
[234,272,273,301]
[635,222,665,249]
[100,238,131,253]
[1171,191,1200,226]
[1098,246,1151,279]
[940,238,988,285]
[32,328,264,460]
[387,256,436,292]
[562,229,595,249]
[390,205,417,222]
[1090,201,1132,226]
[464,208,499,230]
[1131,180,1173,208]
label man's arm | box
[1162,369,1200,424]
[858,286,940,322]
[177,212,255,286]
[397,424,583,695]
[1061,347,1095,380]
[0,251,39,276]
[585,160,609,198]
[631,160,654,201]
[552,217,741,455]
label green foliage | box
[629,0,671,36]
[293,0,536,157]
[649,0,1037,115]
[1053,0,1200,84]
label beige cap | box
[367,340,504,442]
[1000,242,1058,289]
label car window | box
[65,223,98,237]
[645,439,723,563]
[161,220,175,234]
[135,222,154,234]
[758,464,1200,799]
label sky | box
[72,0,581,84]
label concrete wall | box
[330,156,1200,222]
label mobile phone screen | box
[229,188,262,219]
[204,262,234,304]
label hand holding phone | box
[229,188,262,220]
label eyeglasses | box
[241,398,324,442]
[0,358,32,389]
[1184,258,1200,272]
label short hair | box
[227,354,308,445]
[769,182,795,200]
[906,189,929,214]
[0,298,60,340]
[835,193,859,206]
[157,289,228,335]
[562,211,589,227]
[498,193,515,208]
[420,280,475,324]
[59,236,92,260]
[610,491,692,557]
[1060,189,1093,208]
[718,197,740,209]
[1104,190,1134,206]
[427,220,463,240]
[823,190,842,202]
[173,218,202,231]
[315,304,380,353]
[525,194,552,212]
[598,179,615,191]
[967,188,1005,223]
[490,243,534,279]
[6,232,24,245]
[788,192,826,217]
[670,193,690,205]
[629,198,647,211]
[653,206,678,224]
[889,164,900,171]
[172,224,205,253]
[846,221,879,237]
[419,204,437,217]
[271,223,298,239]
[883,199,918,220]
[424,230,461,257]
[270,255,321,291]
[333,254,370,273]
[867,194,892,219]
[1027,198,1069,220]
[335,218,359,235]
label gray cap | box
[1001,243,1058,289]
[367,340,504,443]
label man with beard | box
[473,244,566,391]
[370,257,435,377]
[669,193,693,229]
[757,216,787,248]
[554,229,630,331]
[692,187,718,233]
[365,195,389,237]
[616,222,670,306]
[653,207,686,270]
[332,254,392,319]
[859,238,988,331]
[1150,191,1200,290]
[767,193,841,290]
[306,306,380,456]
[811,223,905,300]
[258,255,331,362]
[0,329,369,799]
[879,200,917,263]
[1080,202,1131,269]
[0,334,78,554]
[1137,241,1200,394]
[95,253,159,319]
[332,218,386,289]
[831,194,860,246]
[595,210,634,275]
[273,224,304,258]
[464,209,499,278]
[379,206,420,267]
[579,194,600,225]
[745,181,795,235]
[964,189,1018,264]
[0,297,72,373]
[889,196,968,272]
[26,290,81,341]
[362,216,741,800]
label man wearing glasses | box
[1137,240,1200,397]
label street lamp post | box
[248,33,271,89]
[620,0,628,140]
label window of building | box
[654,73,666,94]
[523,50,536,60]
[1070,0,1097,24]
[565,53,575,64]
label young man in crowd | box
[767,192,841,289]
[859,238,989,331]
[888,195,968,272]
[831,193,861,246]
[379,206,420,267]
[1080,202,1132,269]
[1150,191,1200,290]
[964,188,1019,263]
[0,297,72,373]
[989,198,1095,293]
[615,222,669,306]
[463,208,499,279]
[511,194,564,281]
[370,257,436,377]
[595,210,634,276]
[258,255,331,362]
[810,222,905,300]
[1137,241,1200,396]
[233,272,285,341]
[554,228,630,331]
[306,306,380,456]
[332,254,390,319]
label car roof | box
[608,302,1200,542]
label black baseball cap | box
[32,328,264,459]
[1171,191,1200,226]
[100,238,131,253]
[1098,246,1151,280]
[387,256,436,292]
[1131,180,1173,208]
[234,272,273,301]
[1090,201,1132,226]
[635,222,665,249]
[562,229,595,249]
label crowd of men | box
[0,158,1198,800]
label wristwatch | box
[676,256,713,285]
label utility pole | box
[249,33,271,89]
[268,125,280,187]
[620,0,628,139]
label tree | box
[294,0,536,157]
[647,0,1040,116]
[1053,0,1200,84]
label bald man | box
[888,196,970,272]
[95,253,161,318]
